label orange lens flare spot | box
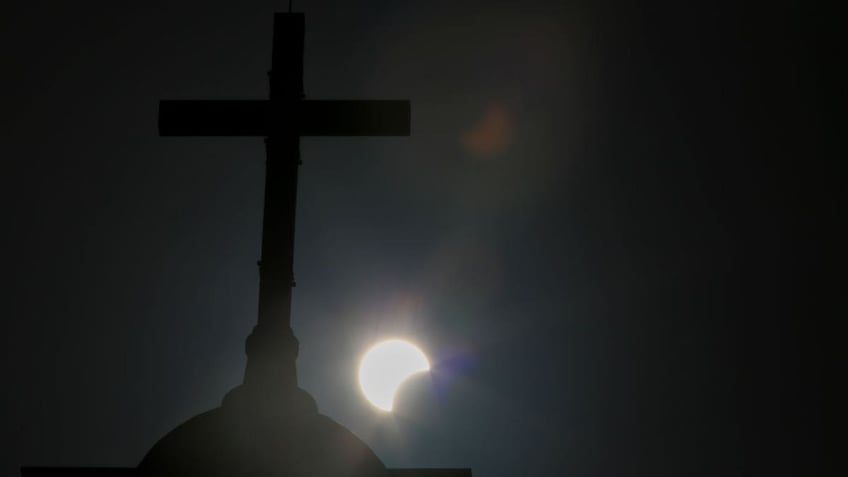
[461,102,513,157]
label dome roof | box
[139,385,385,477]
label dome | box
[139,385,386,477]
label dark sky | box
[1,1,836,476]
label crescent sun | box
[358,339,431,412]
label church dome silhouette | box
[139,383,386,477]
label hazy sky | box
[1,1,833,476]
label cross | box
[160,12,409,396]
[22,12,471,477]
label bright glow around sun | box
[358,339,430,412]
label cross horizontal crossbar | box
[21,468,471,477]
[159,100,410,137]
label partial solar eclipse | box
[358,339,430,412]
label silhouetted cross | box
[19,12,476,477]
[159,12,409,393]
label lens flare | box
[461,102,512,157]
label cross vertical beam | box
[244,13,305,393]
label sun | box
[358,339,430,412]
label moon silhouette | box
[358,339,430,412]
